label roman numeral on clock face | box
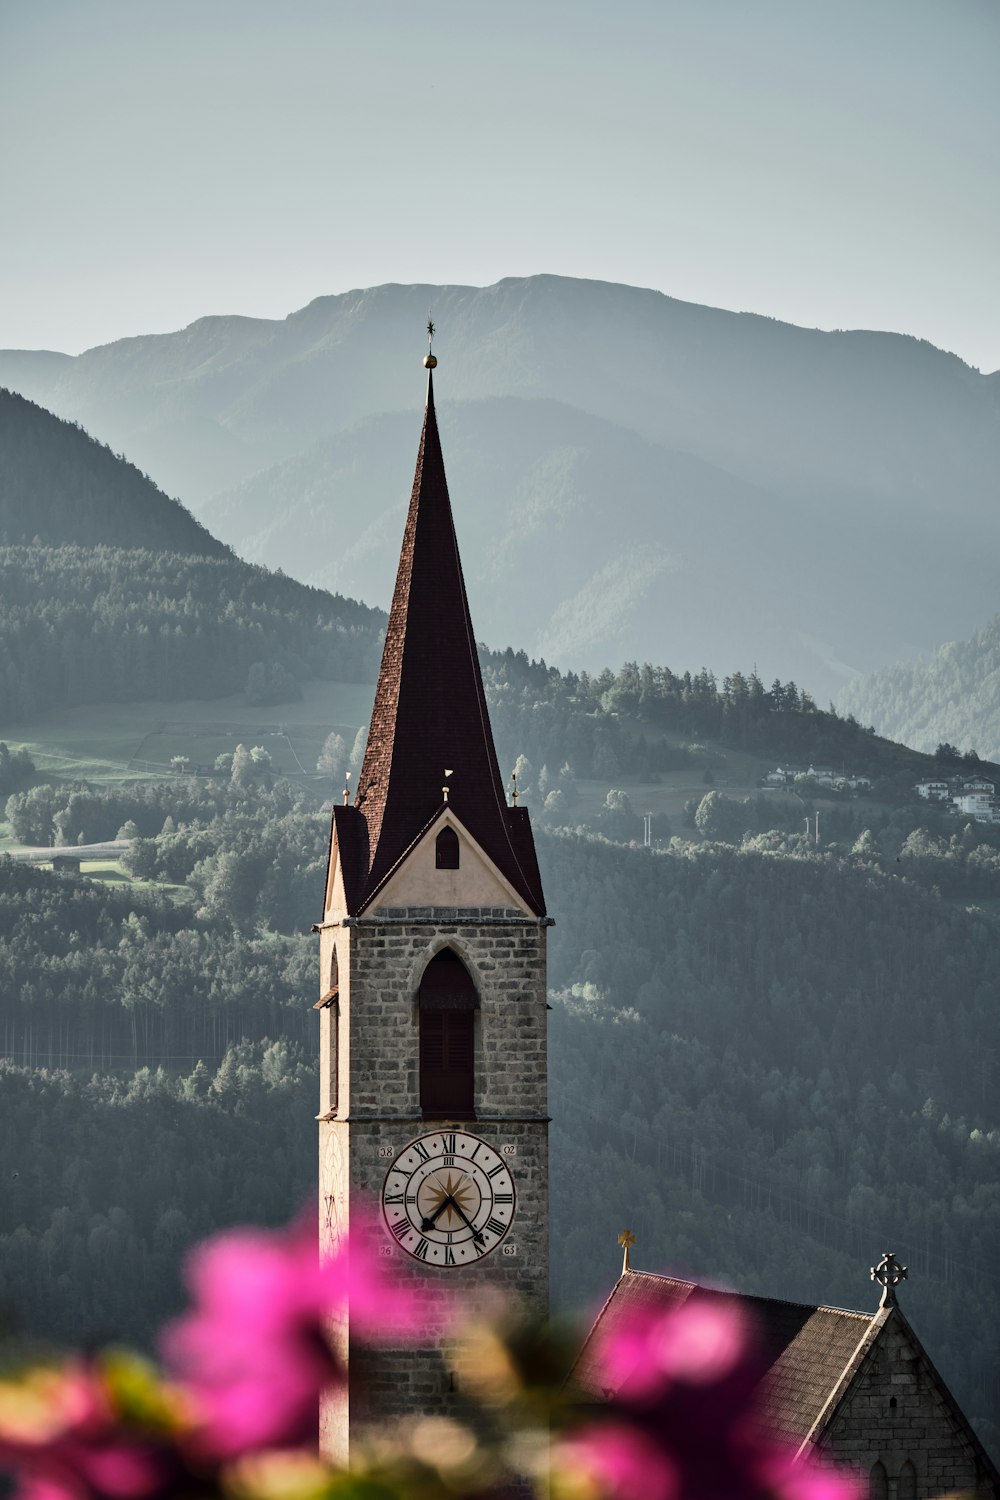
[484,1217,507,1238]
[391,1218,409,1240]
[441,1133,456,1153]
[413,1238,430,1260]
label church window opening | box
[898,1462,916,1500]
[869,1462,888,1500]
[318,949,339,1115]
[436,826,460,869]
[419,949,477,1116]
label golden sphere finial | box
[424,317,437,368]
[423,353,437,369]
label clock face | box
[381,1129,516,1267]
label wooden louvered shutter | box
[419,951,477,1116]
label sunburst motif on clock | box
[380,1129,516,1267]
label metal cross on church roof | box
[870,1250,908,1307]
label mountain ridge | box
[2,275,998,696]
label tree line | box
[0,544,383,724]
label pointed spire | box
[352,345,545,915]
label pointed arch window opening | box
[318,947,340,1116]
[436,826,460,869]
[419,949,478,1118]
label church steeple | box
[317,338,551,1462]
[349,352,545,915]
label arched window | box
[898,1462,916,1500]
[419,949,477,1116]
[316,948,339,1116]
[869,1462,888,1500]
[436,826,460,869]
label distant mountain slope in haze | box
[2,275,998,693]
[0,388,228,556]
[838,615,1000,761]
[0,392,383,723]
[204,394,1000,692]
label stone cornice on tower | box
[345,366,545,917]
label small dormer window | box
[436,826,460,869]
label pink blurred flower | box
[0,1362,179,1500]
[602,1294,749,1398]
[162,1209,425,1458]
[568,1295,857,1500]
[560,1421,677,1500]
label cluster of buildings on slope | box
[763,764,1000,826]
[914,775,1000,825]
[763,764,873,793]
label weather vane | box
[424,317,437,370]
[618,1228,636,1273]
[510,770,519,806]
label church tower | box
[317,340,550,1461]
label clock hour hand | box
[419,1173,459,1231]
[420,1189,485,1246]
[439,1193,485,1247]
[419,1196,451,1232]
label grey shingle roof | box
[572,1270,872,1445]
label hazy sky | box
[2,0,998,369]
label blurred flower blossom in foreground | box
[0,1353,189,1500]
[558,1293,859,1500]
[0,1210,858,1500]
[162,1211,426,1458]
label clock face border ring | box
[379,1128,517,1268]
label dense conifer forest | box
[0,546,382,722]
[1,810,998,1452]
[839,613,1000,762]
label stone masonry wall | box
[819,1317,997,1499]
[318,906,550,1463]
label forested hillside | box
[838,614,1000,762]
[0,1045,314,1345]
[0,389,227,556]
[0,545,382,723]
[1,810,998,1453]
[0,393,383,724]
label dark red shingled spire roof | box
[348,366,545,916]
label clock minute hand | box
[441,1194,486,1246]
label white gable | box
[367,807,533,915]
